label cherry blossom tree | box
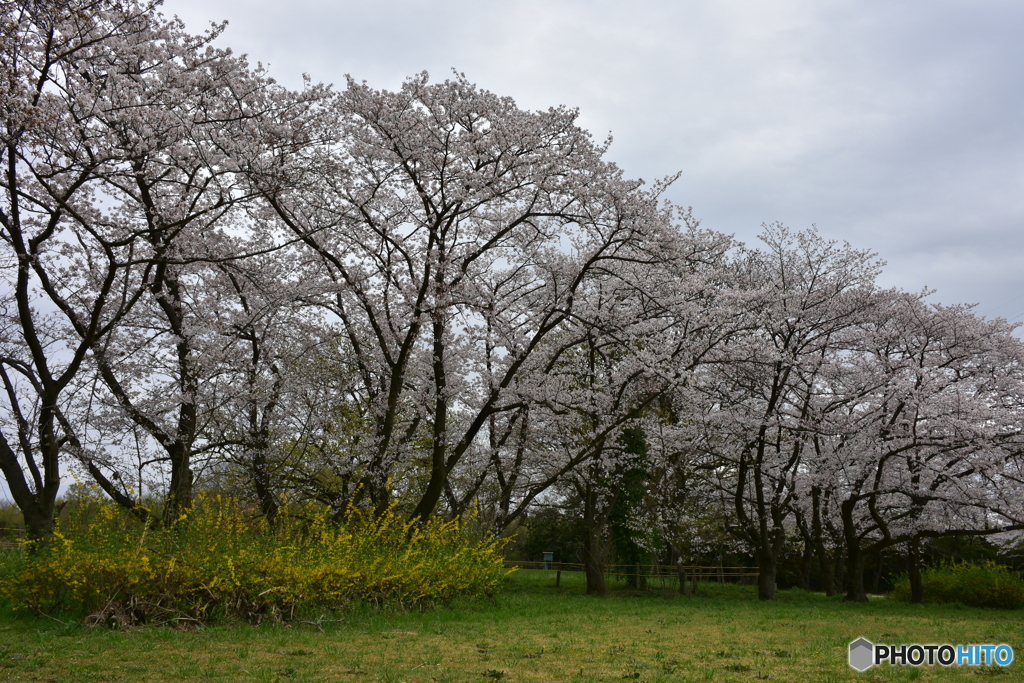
[254,72,714,522]
[0,0,183,537]
[0,0,303,529]
[193,244,363,523]
[699,225,885,599]
[802,293,1024,601]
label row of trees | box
[3,0,1022,601]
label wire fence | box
[503,560,759,589]
[0,527,26,551]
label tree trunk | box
[21,502,56,544]
[670,543,691,596]
[163,448,194,525]
[832,547,845,595]
[808,486,836,595]
[251,447,279,524]
[757,548,777,600]
[793,508,814,591]
[908,537,924,604]
[870,548,885,595]
[0,434,60,544]
[840,499,868,602]
[754,517,785,600]
[808,537,837,595]
[247,364,281,524]
[582,483,608,595]
[843,542,868,602]
[678,564,690,596]
[816,546,836,596]
[798,541,813,590]
[583,528,608,595]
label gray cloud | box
[165,0,1024,321]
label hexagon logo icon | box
[849,638,874,671]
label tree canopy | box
[3,0,1022,602]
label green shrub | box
[890,561,1024,609]
[2,495,508,624]
[0,503,25,535]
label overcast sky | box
[165,0,1024,323]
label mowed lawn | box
[0,570,1021,682]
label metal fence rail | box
[504,560,758,582]
[0,527,25,551]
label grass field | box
[0,569,1021,682]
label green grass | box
[0,569,1020,682]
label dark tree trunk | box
[163,447,194,526]
[583,529,608,595]
[808,486,837,595]
[21,501,55,544]
[908,537,924,604]
[669,543,691,596]
[870,548,885,595]
[753,517,785,600]
[840,499,868,602]
[843,543,868,602]
[582,483,608,595]
[808,537,837,596]
[832,546,845,595]
[793,510,813,591]
[817,546,837,596]
[798,541,813,591]
[0,419,61,544]
[251,447,279,524]
[757,549,777,600]
[678,565,690,596]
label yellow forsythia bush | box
[3,496,507,624]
